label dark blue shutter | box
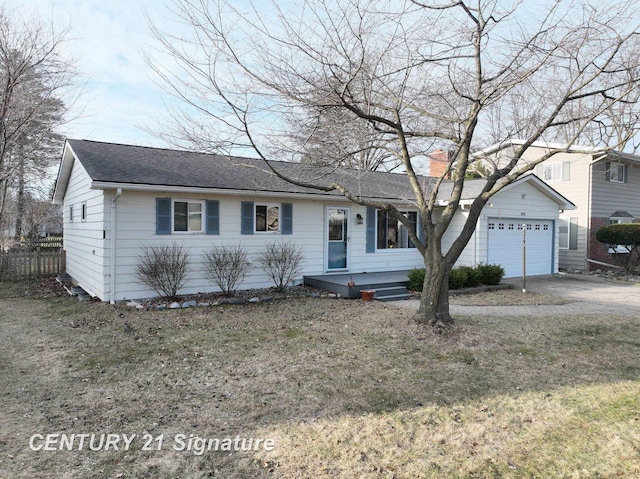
[366,207,376,253]
[281,203,293,234]
[156,198,172,235]
[241,201,254,235]
[206,200,220,235]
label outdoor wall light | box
[356,213,364,224]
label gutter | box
[109,188,123,304]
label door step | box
[373,286,411,302]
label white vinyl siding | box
[62,159,108,299]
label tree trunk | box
[15,159,25,238]
[414,254,453,326]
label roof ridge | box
[66,138,271,164]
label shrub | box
[410,264,505,292]
[596,223,640,274]
[476,263,505,286]
[203,245,250,296]
[134,242,189,299]
[408,268,425,291]
[457,265,481,287]
[258,241,304,291]
[448,267,468,290]
[595,223,640,246]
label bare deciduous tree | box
[149,0,640,326]
[0,7,74,235]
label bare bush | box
[203,244,250,295]
[258,241,304,291]
[134,242,189,299]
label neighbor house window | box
[543,163,562,181]
[608,212,634,225]
[255,204,279,232]
[607,162,626,183]
[376,210,417,249]
[173,200,203,232]
[69,205,74,223]
[558,218,569,249]
[81,202,87,222]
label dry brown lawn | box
[0,280,638,478]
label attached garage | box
[487,218,554,277]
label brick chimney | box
[428,149,451,178]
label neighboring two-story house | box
[475,139,640,271]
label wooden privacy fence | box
[0,248,65,281]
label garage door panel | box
[487,219,553,277]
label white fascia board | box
[472,138,599,158]
[90,181,415,205]
[52,141,77,204]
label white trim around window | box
[172,199,205,233]
[608,162,626,183]
[375,210,418,251]
[255,203,280,233]
[542,162,562,182]
[558,218,569,249]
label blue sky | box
[13,0,177,147]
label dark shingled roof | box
[67,139,488,202]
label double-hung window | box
[542,163,562,182]
[558,218,569,249]
[241,201,292,235]
[156,198,219,235]
[539,161,570,182]
[607,162,626,183]
[255,204,280,233]
[376,210,417,249]
[173,200,204,233]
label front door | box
[327,207,349,270]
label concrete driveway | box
[394,273,640,317]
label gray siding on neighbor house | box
[590,160,640,219]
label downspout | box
[110,188,123,304]
[586,159,594,268]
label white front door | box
[327,207,349,270]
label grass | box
[0,280,639,478]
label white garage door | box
[487,218,554,278]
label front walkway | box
[393,274,640,317]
